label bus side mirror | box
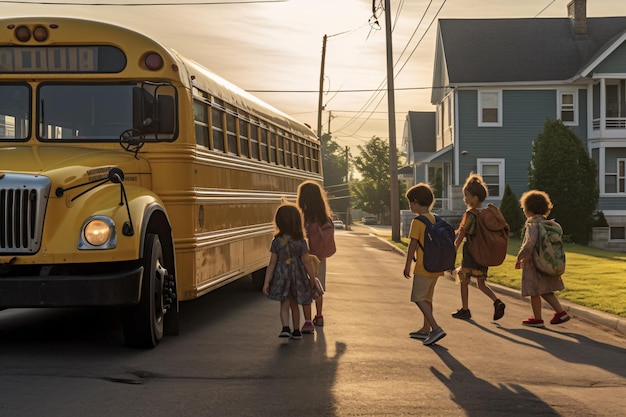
[157,95,175,134]
[132,87,156,133]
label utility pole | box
[384,0,400,241]
[327,110,334,135]
[345,145,351,231]
[317,34,327,143]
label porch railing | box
[592,117,626,130]
[433,198,452,211]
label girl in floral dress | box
[263,203,317,339]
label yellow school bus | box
[0,17,322,348]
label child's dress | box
[267,235,313,305]
[517,216,565,296]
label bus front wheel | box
[123,233,166,348]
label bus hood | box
[0,145,150,182]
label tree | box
[499,184,525,238]
[320,133,350,221]
[321,133,347,186]
[528,119,598,244]
[351,136,407,222]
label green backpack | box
[533,220,566,276]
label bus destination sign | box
[0,46,126,73]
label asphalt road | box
[0,224,624,416]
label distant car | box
[332,220,345,229]
[362,216,377,225]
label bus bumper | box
[0,266,144,307]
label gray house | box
[407,0,626,245]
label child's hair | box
[297,180,331,225]
[274,203,305,239]
[463,173,488,202]
[405,182,434,208]
[519,190,553,216]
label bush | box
[592,211,609,227]
[499,184,525,238]
[528,119,598,244]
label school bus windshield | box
[0,82,175,142]
[39,83,135,141]
[0,84,29,140]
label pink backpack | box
[307,217,336,259]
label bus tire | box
[251,267,266,291]
[122,233,166,348]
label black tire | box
[122,233,166,348]
[251,267,267,291]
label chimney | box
[567,0,587,35]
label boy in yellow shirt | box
[403,183,447,346]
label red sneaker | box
[550,310,571,325]
[522,317,545,327]
[301,320,315,334]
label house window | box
[606,83,620,118]
[605,158,626,194]
[477,158,505,198]
[478,90,502,127]
[610,227,626,240]
[558,91,578,126]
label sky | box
[4,0,626,153]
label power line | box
[333,0,447,138]
[246,85,445,93]
[535,0,557,18]
[0,0,284,5]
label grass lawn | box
[387,235,626,318]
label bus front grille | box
[0,174,50,254]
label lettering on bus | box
[0,46,126,73]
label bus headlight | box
[79,216,117,249]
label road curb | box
[367,229,626,337]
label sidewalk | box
[362,224,626,336]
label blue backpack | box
[415,215,457,272]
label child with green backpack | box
[515,190,570,327]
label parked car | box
[332,220,345,229]
[362,216,377,225]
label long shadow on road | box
[431,346,560,417]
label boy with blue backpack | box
[403,183,455,346]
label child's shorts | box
[461,267,487,279]
[411,274,439,302]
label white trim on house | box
[454,89,460,186]
[477,90,503,127]
[557,89,579,126]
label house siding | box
[598,197,626,210]
[433,15,626,247]
[595,42,626,74]
[456,88,589,199]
